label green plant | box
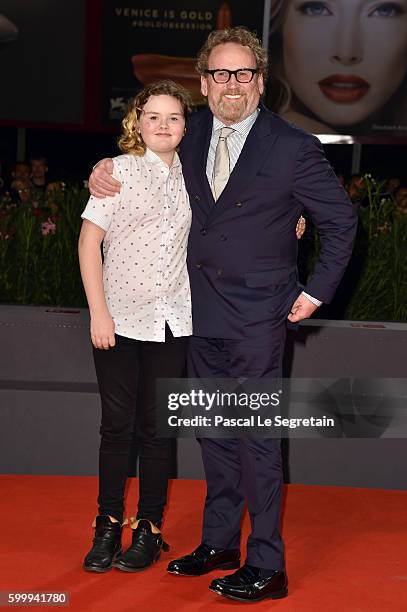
[0,184,89,306]
[1,177,406,321]
[344,175,407,321]
[300,174,407,322]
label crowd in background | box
[0,155,405,320]
[0,157,57,203]
[343,174,407,215]
[0,157,406,215]
[0,157,68,237]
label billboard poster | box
[0,0,85,124]
[102,0,266,121]
[266,0,407,139]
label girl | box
[78,80,192,573]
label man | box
[8,162,31,200]
[30,156,49,192]
[395,185,407,215]
[10,161,31,181]
[89,27,357,602]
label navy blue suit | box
[179,106,357,570]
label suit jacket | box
[180,106,357,339]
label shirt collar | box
[212,108,259,136]
[144,147,181,169]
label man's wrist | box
[301,291,322,307]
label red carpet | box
[0,476,406,611]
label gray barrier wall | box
[1,306,406,488]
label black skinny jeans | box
[93,326,187,526]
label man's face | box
[13,179,31,202]
[201,42,264,125]
[13,164,30,180]
[396,188,407,214]
[31,159,48,180]
[387,178,400,194]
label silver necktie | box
[212,127,234,200]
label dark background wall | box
[0,0,86,124]
[1,306,406,489]
[0,0,406,182]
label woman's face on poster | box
[282,0,407,126]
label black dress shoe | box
[113,519,169,572]
[209,564,288,601]
[167,544,240,576]
[83,515,122,573]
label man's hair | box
[30,156,48,165]
[196,26,268,80]
[118,80,192,156]
[12,161,30,171]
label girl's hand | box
[90,313,116,349]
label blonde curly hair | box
[118,80,193,156]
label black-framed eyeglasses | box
[204,68,258,84]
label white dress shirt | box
[81,149,192,341]
[206,109,322,308]
[206,110,259,183]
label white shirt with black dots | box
[81,149,192,342]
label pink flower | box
[41,217,56,236]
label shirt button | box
[196,263,202,270]
[194,195,201,201]
[200,228,207,236]
[217,268,223,277]
[235,201,243,208]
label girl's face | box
[282,0,407,126]
[138,95,185,161]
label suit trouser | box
[187,325,286,571]
[93,326,187,525]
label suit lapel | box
[205,108,279,224]
[188,109,215,214]
[184,107,279,223]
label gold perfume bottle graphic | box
[216,2,232,29]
